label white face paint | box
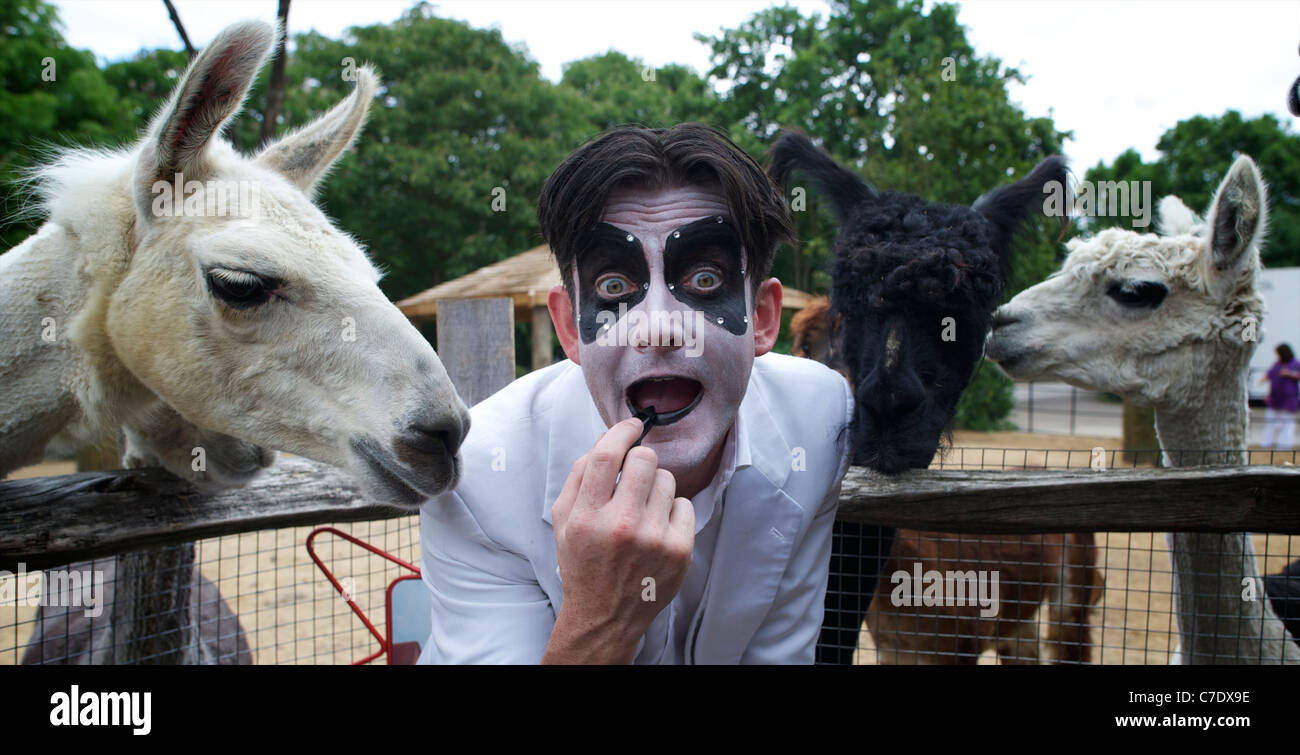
[574,185,756,480]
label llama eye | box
[1106,281,1167,309]
[206,269,275,309]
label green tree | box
[698,0,1071,300]
[560,52,722,132]
[0,0,135,248]
[698,0,1072,429]
[266,5,599,304]
[101,48,190,125]
[1087,111,1300,267]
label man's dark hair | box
[1279,343,1295,363]
[537,123,794,301]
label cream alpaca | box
[988,155,1299,663]
[0,20,468,509]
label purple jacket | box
[1267,358,1300,412]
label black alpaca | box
[769,131,1067,664]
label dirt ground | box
[2,430,1296,665]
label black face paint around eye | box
[663,216,749,336]
[576,223,650,343]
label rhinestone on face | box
[716,216,724,223]
[625,233,634,243]
[716,317,724,325]
[642,282,648,290]
[668,283,675,291]
[743,315,749,324]
[671,231,681,239]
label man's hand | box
[543,417,695,664]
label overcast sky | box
[47,0,1300,172]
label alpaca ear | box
[972,156,1071,256]
[768,129,875,223]
[1204,155,1267,272]
[1155,196,1200,236]
[256,65,378,195]
[134,20,277,216]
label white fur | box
[0,20,468,508]
[988,155,1299,664]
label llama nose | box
[403,413,468,457]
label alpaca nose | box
[859,367,925,421]
[991,307,1023,330]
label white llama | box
[0,20,469,509]
[987,155,1300,664]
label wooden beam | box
[836,465,1300,533]
[435,297,515,406]
[3,462,1299,572]
[531,305,553,371]
[0,456,401,572]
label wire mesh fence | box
[2,518,421,665]
[2,446,1297,665]
[822,446,1300,665]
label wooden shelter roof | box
[396,243,816,318]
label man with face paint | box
[417,124,854,664]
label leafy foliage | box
[953,359,1016,431]
[697,0,1072,301]
[5,0,1289,410]
[0,0,135,247]
[1084,111,1300,267]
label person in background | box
[1260,343,1300,450]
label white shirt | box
[417,352,853,664]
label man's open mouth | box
[625,376,703,426]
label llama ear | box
[256,65,378,195]
[134,20,277,215]
[1204,155,1267,272]
[142,21,276,176]
[972,156,1071,258]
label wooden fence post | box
[531,304,553,372]
[436,298,515,406]
[36,432,201,664]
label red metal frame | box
[306,525,422,665]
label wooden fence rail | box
[3,459,1299,573]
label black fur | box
[769,130,1067,663]
[1265,558,1300,645]
[1289,45,1300,116]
